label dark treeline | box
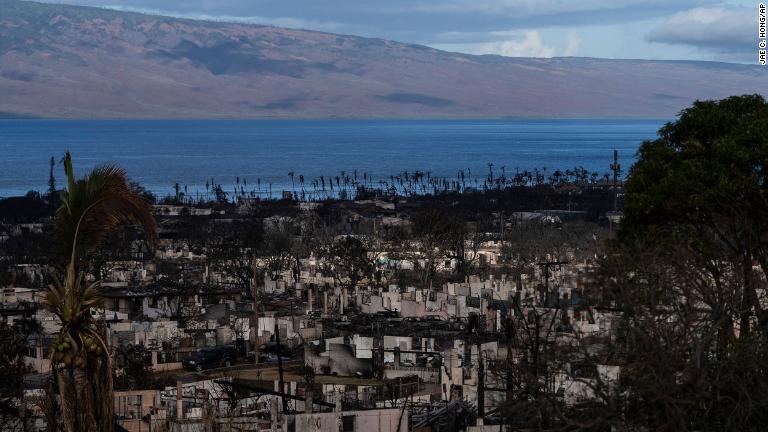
[0,160,619,297]
[154,163,620,204]
[0,155,622,282]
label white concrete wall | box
[290,409,407,432]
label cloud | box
[563,32,583,56]
[646,7,754,54]
[471,31,556,57]
[446,30,583,58]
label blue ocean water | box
[0,119,666,199]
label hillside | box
[0,0,766,118]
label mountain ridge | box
[0,0,766,119]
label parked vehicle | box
[183,346,239,372]
[258,353,292,363]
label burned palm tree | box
[44,152,157,432]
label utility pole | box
[376,322,385,379]
[506,314,514,407]
[275,322,288,413]
[252,257,260,364]
[610,149,621,212]
[477,347,485,425]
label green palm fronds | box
[56,152,157,263]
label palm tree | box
[44,152,157,432]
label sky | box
[47,0,760,63]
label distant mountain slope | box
[0,0,765,119]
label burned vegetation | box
[3,96,768,431]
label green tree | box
[620,94,768,338]
[44,152,156,432]
[608,95,768,430]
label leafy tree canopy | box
[621,94,768,255]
